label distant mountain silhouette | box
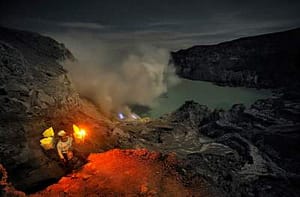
[171,28,300,88]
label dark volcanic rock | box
[0,26,114,192]
[0,164,25,196]
[118,96,300,196]
[171,28,300,88]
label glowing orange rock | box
[31,149,216,197]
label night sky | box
[1,0,300,49]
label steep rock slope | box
[171,28,300,88]
[0,26,114,192]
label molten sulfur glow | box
[73,124,87,142]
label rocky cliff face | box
[171,28,300,88]
[0,26,114,192]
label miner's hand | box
[61,158,67,163]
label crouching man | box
[57,130,73,166]
[57,130,87,171]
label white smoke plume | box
[56,32,180,115]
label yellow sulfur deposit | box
[42,127,54,138]
[40,137,54,150]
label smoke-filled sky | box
[1,0,300,114]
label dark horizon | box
[1,0,300,49]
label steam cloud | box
[57,32,180,115]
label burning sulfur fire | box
[73,124,87,143]
[118,112,125,120]
[117,112,141,121]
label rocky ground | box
[29,93,300,197]
[116,93,300,197]
[31,149,218,197]
[1,26,300,196]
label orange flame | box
[73,124,86,142]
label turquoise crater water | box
[145,79,273,118]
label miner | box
[57,130,73,165]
